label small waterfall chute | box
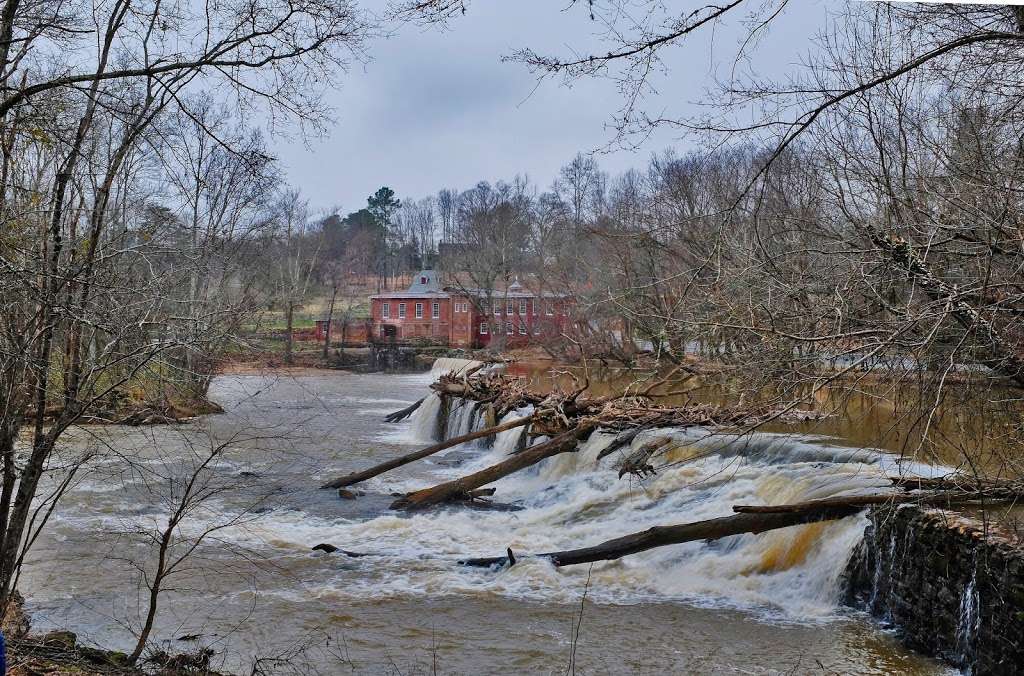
[409,392,443,443]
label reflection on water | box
[507,361,1024,478]
[21,366,956,674]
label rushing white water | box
[295,363,950,621]
[429,356,484,377]
[405,357,485,443]
[409,392,443,442]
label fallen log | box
[732,487,1024,514]
[384,397,424,423]
[391,422,597,511]
[320,416,533,489]
[459,503,867,568]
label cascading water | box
[409,393,443,443]
[318,362,947,620]
[405,357,485,443]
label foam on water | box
[90,358,949,624]
[262,399,939,619]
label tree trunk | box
[321,416,531,489]
[459,504,867,568]
[384,397,425,423]
[323,284,337,360]
[731,488,1023,514]
[284,301,295,365]
[391,423,595,510]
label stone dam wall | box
[844,504,1024,675]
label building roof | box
[369,291,450,299]
[369,269,452,299]
[407,270,441,294]
[369,270,569,300]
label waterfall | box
[358,358,938,619]
[429,357,484,378]
[445,399,480,439]
[406,358,488,443]
[955,562,980,667]
[409,392,443,443]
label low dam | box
[846,505,1024,675]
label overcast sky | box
[271,1,832,214]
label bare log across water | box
[458,504,868,568]
[317,482,1024,568]
[461,486,1024,568]
[320,416,532,489]
[384,397,424,423]
[390,423,597,510]
[732,486,1024,514]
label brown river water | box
[22,362,960,674]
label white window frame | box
[519,299,527,315]
[480,322,488,335]
[506,299,514,315]
[518,323,526,335]
[506,322,513,335]
[398,303,406,319]
[432,302,440,319]
[415,302,423,319]
[532,298,538,316]
[545,303,554,316]
[382,302,390,319]
[494,301,501,315]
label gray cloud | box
[271,0,823,213]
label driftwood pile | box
[320,367,808,505]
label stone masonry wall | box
[844,504,1024,675]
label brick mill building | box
[369,270,570,348]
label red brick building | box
[369,270,570,348]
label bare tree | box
[270,190,321,366]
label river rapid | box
[22,361,954,674]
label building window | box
[545,303,553,316]
[519,299,527,315]
[382,302,390,319]
[494,302,500,315]
[532,298,538,316]
[415,302,423,319]
[398,303,406,319]
[480,322,488,335]
[506,322,513,335]
[519,323,527,335]
[506,299,514,314]
[432,302,440,319]
[534,324,542,335]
